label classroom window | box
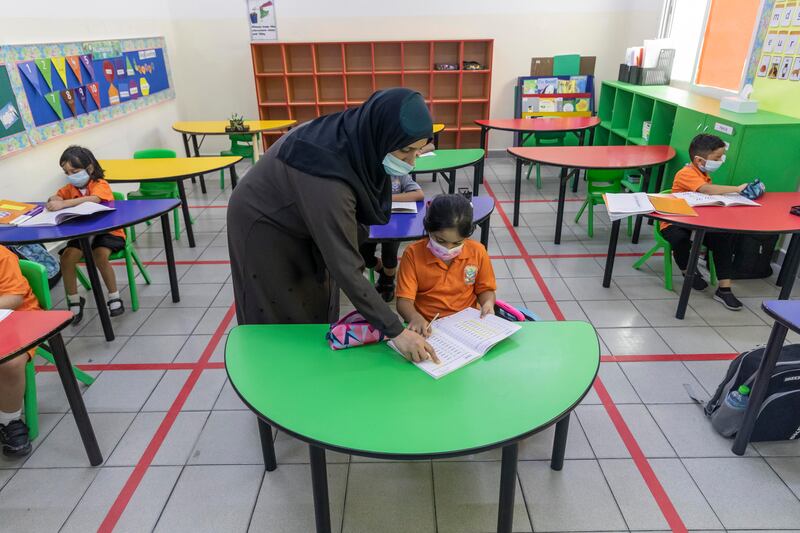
[661,0,710,84]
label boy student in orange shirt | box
[396,194,496,335]
[0,244,41,456]
[48,146,124,324]
[662,134,748,311]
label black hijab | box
[276,88,433,225]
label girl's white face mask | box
[427,237,463,261]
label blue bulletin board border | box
[0,36,175,159]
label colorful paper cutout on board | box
[103,60,114,83]
[86,82,101,108]
[139,77,150,96]
[51,57,68,86]
[128,79,139,99]
[114,57,125,78]
[125,57,134,77]
[75,85,88,111]
[758,55,771,77]
[786,32,799,55]
[34,58,52,89]
[60,89,76,116]
[108,83,120,105]
[790,57,800,81]
[44,92,63,119]
[769,56,782,78]
[18,61,42,95]
[66,56,82,84]
[0,103,20,130]
[779,56,792,79]
[118,83,130,100]
[79,54,95,80]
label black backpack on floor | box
[703,345,800,441]
[730,233,779,279]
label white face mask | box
[699,154,725,173]
[382,153,414,176]
[67,169,91,188]
[427,237,463,262]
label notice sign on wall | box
[248,0,277,41]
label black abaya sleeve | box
[290,172,406,338]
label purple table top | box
[0,199,180,245]
[369,196,494,241]
[762,300,800,334]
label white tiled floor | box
[3,158,800,532]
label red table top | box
[651,192,800,234]
[475,117,600,133]
[0,310,73,362]
[507,145,675,169]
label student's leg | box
[92,244,124,315]
[705,233,741,310]
[661,225,708,290]
[60,244,86,322]
[358,241,379,270]
[0,355,31,456]
[376,241,400,302]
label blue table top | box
[0,199,180,245]
[369,196,494,241]
[762,300,800,334]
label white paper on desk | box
[418,152,435,158]
[391,202,418,213]
[0,309,11,323]
[604,192,654,221]
[16,202,114,226]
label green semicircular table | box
[411,148,486,196]
[226,320,600,533]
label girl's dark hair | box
[423,194,474,237]
[59,145,104,180]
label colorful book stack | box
[521,75,591,116]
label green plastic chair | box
[632,189,717,291]
[19,260,95,441]
[524,132,567,189]
[76,192,151,311]
[220,134,253,189]
[574,169,634,238]
[127,149,183,241]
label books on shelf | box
[388,307,521,379]
[15,202,115,227]
[535,77,559,94]
[0,200,38,226]
[673,192,760,207]
[391,202,418,214]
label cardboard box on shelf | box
[530,56,596,76]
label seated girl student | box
[395,194,497,335]
[0,244,41,457]
[47,146,124,323]
[360,142,433,301]
[662,133,748,311]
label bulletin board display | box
[0,64,28,152]
[0,37,174,158]
[752,1,800,118]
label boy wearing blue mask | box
[361,142,433,301]
[47,146,124,323]
[661,134,748,310]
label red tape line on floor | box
[98,303,236,533]
[35,362,227,372]
[481,181,689,533]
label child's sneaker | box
[683,270,709,291]
[107,297,125,317]
[0,419,32,457]
[714,288,743,311]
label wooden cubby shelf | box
[251,39,493,148]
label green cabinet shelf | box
[596,81,800,192]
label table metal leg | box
[480,217,491,250]
[176,180,196,248]
[473,161,481,195]
[190,134,207,194]
[434,131,440,148]
[309,445,332,533]
[676,229,705,319]
[478,126,488,185]
[554,167,568,244]
[258,418,277,471]
[181,133,196,184]
[252,132,262,162]
[573,132,586,193]
[631,168,652,244]
[550,414,570,471]
[160,214,180,302]
[79,238,114,341]
[603,219,622,288]
[513,158,523,227]
[776,234,798,287]
[448,170,456,194]
[778,233,800,298]
[49,332,103,466]
[230,164,239,189]
[497,442,519,533]
[654,164,666,193]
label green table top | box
[225,321,599,458]
[412,149,485,174]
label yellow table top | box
[101,156,242,182]
[433,123,445,134]
[172,120,296,135]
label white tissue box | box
[720,96,758,114]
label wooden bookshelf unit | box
[250,40,493,149]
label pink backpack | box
[326,311,386,350]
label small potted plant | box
[225,113,250,133]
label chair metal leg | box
[633,244,660,269]
[24,360,39,441]
[536,164,542,189]
[664,243,673,292]
[587,202,594,238]
[173,208,181,241]
[573,200,588,223]
[132,250,152,285]
[37,346,95,385]
[130,224,137,242]
[708,250,718,286]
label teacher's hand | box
[392,329,440,364]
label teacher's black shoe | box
[69,296,86,325]
[714,288,743,311]
[375,274,395,302]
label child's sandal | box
[69,296,86,325]
[107,298,125,317]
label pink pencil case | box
[326,311,386,350]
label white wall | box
[0,1,181,200]
[1,0,662,201]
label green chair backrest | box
[229,134,253,144]
[18,260,52,310]
[586,169,624,194]
[133,148,176,159]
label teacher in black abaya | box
[228,88,438,364]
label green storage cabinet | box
[596,81,800,192]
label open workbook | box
[673,191,760,207]
[13,202,114,227]
[391,202,418,213]
[389,307,521,379]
